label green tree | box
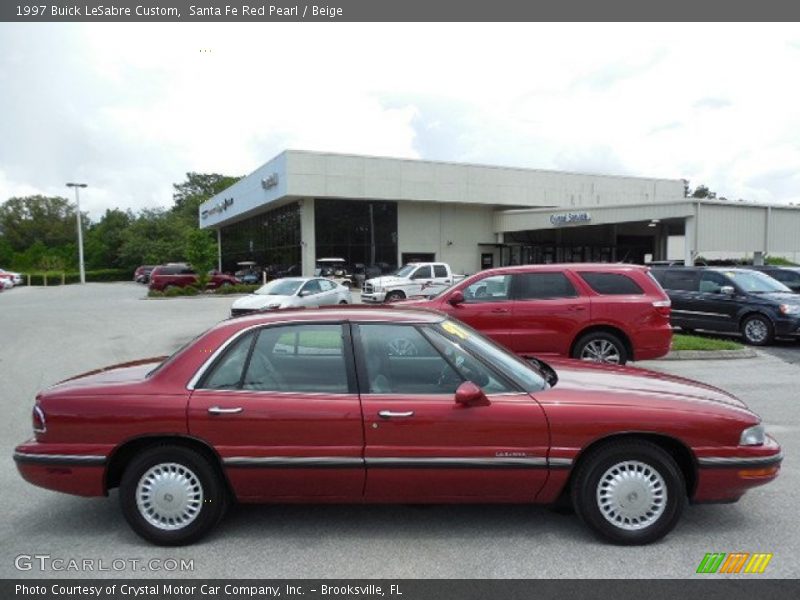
[172,172,242,227]
[84,208,134,269]
[0,195,88,251]
[118,209,190,269]
[184,228,217,288]
[691,185,717,199]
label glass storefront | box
[315,199,398,270]
[219,202,301,274]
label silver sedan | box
[230,277,352,316]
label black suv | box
[744,265,800,293]
[651,267,800,345]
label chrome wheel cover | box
[596,460,667,531]
[744,319,768,343]
[136,463,204,531]
[580,339,622,364]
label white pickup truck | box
[361,262,465,303]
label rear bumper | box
[692,437,782,503]
[13,440,108,497]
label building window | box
[219,202,301,274]
[315,199,398,270]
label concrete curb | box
[658,348,757,361]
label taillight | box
[33,405,46,434]
[652,299,671,318]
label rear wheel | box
[571,441,686,545]
[119,445,227,546]
[339,300,348,304]
[573,331,628,365]
[385,290,406,303]
[741,314,773,346]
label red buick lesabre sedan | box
[14,308,781,546]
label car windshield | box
[426,320,547,392]
[254,279,304,296]
[725,271,791,293]
[393,265,416,277]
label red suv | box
[404,264,672,364]
[149,264,240,292]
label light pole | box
[66,182,88,284]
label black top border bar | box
[3,0,800,22]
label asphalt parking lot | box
[1,283,798,578]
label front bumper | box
[361,292,386,304]
[692,435,782,503]
[774,315,800,337]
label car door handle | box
[208,406,244,415]
[491,308,510,314]
[378,410,415,419]
[568,306,587,311]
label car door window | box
[199,331,257,390]
[243,324,348,393]
[301,280,322,296]
[433,265,448,278]
[698,271,729,294]
[662,270,699,292]
[318,279,335,292]
[359,324,463,394]
[411,266,432,280]
[515,272,578,299]
[463,274,512,303]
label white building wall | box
[397,202,495,275]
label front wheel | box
[119,445,227,546]
[385,290,406,303]
[571,441,686,545]
[741,314,773,346]
[573,331,628,365]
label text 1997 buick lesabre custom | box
[14,308,781,545]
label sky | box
[1,22,799,219]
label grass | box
[671,333,743,352]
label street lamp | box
[66,182,88,284]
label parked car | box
[234,261,262,285]
[362,262,466,303]
[650,267,800,345]
[0,268,22,286]
[230,277,352,316]
[0,274,15,289]
[149,265,240,292]
[133,265,156,284]
[402,264,672,364]
[14,307,781,546]
[315,258,353,287]
[744,265,800,293]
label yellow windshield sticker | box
[442,321,469,340]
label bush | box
[146,283,258,298]
[214,284,260,295]
[20,268,131,286]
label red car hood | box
[538,358,750,414]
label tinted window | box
[300,280,322,295]
[359,324,461,394]
[661,270,699,292]
[516,272,578,299]
[771,270,800,285]
[412,266,432,279]
[580,272,644,295]
[319,279,335,291]
[433,265,448,278]
[200,331,257,390]
[698,271,729,294]
[463,274,511,303]
[243,324,348,393]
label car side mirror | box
[720,285,735,295]
[455,381,490,407]
[448,290,465,306]
[299,290,312,297]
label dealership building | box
[199,150,800,276]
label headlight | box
[779,303,800,315]
[740,424,765,446]
[267,303,282,309]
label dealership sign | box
[550,211,591,226]
[201,197,234,220]
[261,173,279,190]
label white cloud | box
[1,22,800,219]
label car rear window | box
[433,265,448,278]
[514,273,578,299]
[579,272,644,295]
